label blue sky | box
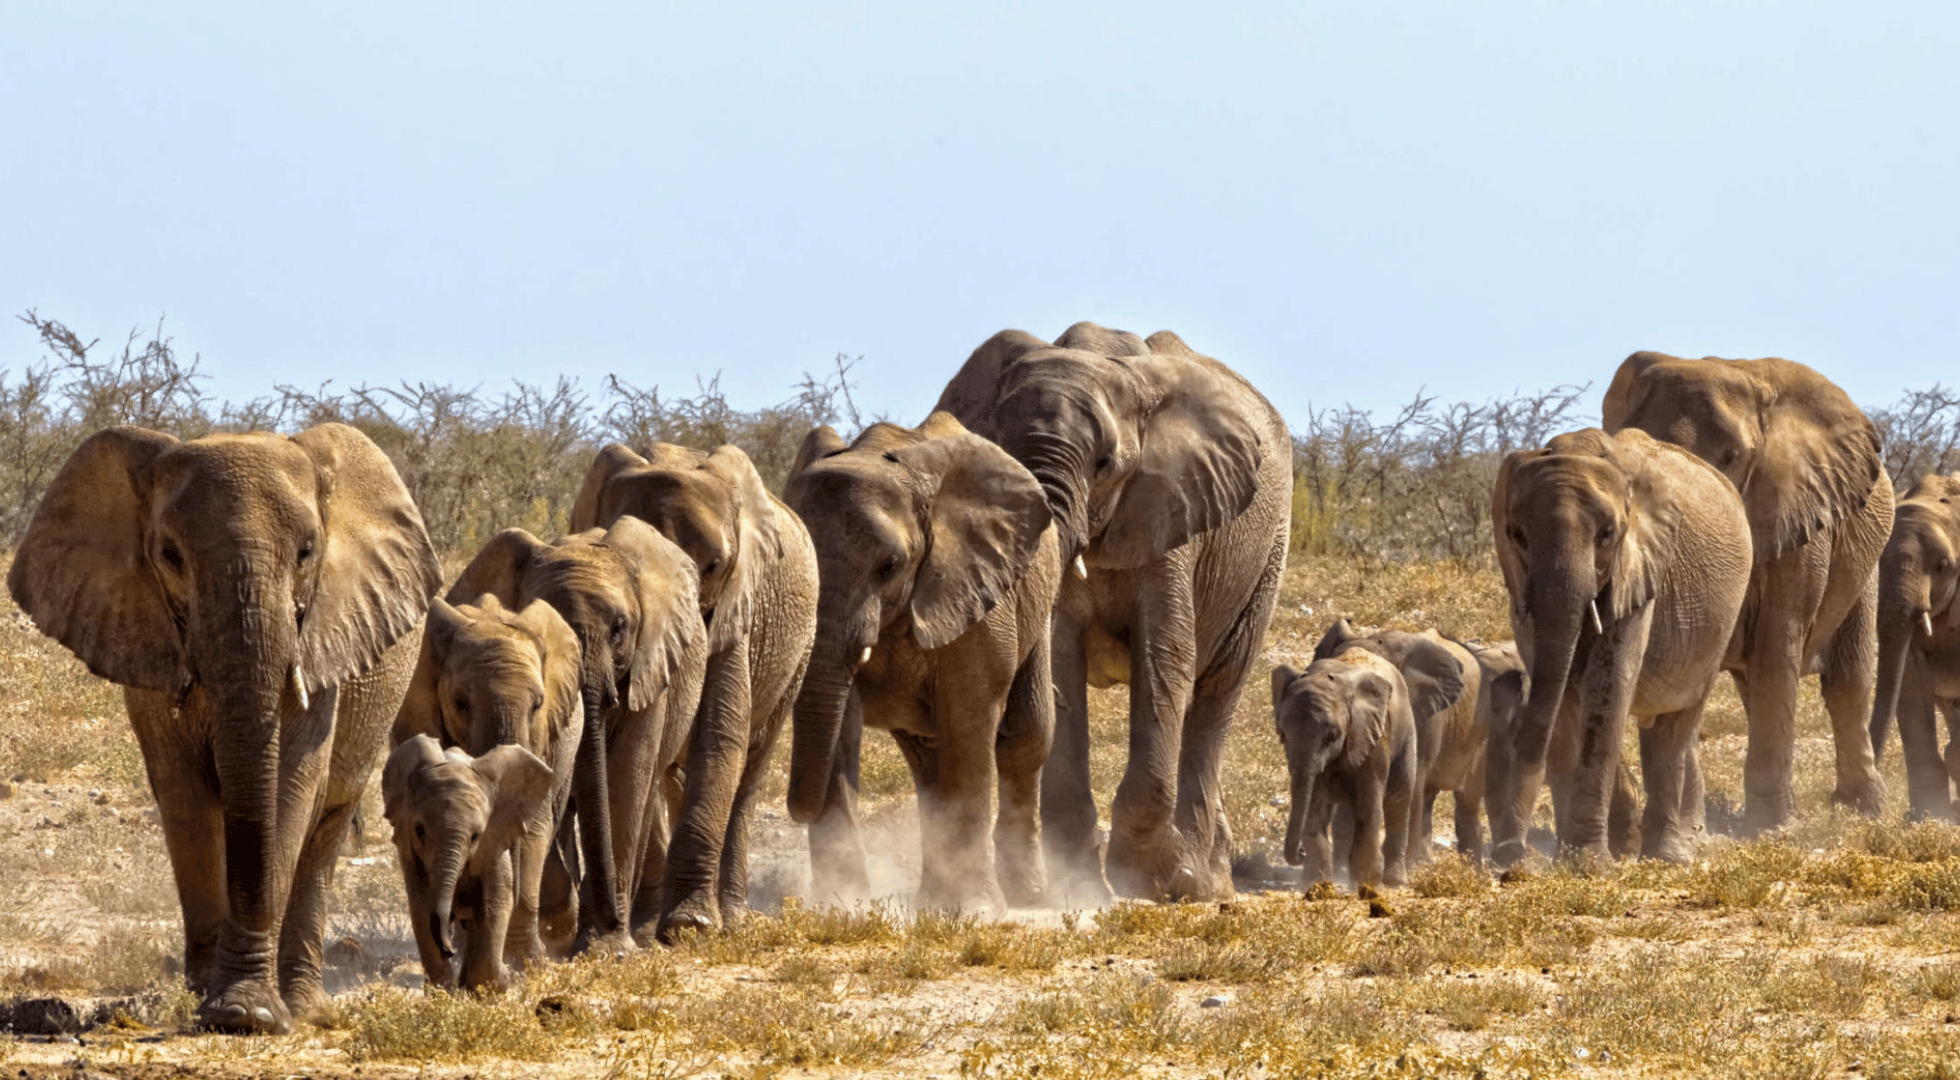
[4,2,1955,425]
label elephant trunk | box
[428,841,466,969]
[1008,432,1091,560]
[1871,552,1926,760]
[788,656,856,824]
[1282,764,1313,866]
[1489,550,1592,866]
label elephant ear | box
[700,443,787,650]
[1097,353,1266,569]
[1485,668,1525,738]
[1739,358,1883,563]
[896,416,1054,650]
[788,425,850,489]
[570,443,650,533]
[1607,433,1689,622]
[1905,474,1960,503]
[1390,635,1468,728]
[290,424,442,694]
[1270,663,1304,714]
[1344,667,1397,772]
[446,529,552,608]
[392,596,470,748]
[604,515,705,714]
[1311,618,1360,662]
[932,329,1053,435]
[514,598,584,752]
[8,426,183,690]
[1492,448,1535,629]
[382,733,446,826]
[1599,351,1670,432]
[472,744,555,864]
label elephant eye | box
[159,542,184,572]
[611,614,628,639]
[532,693,545,714]
[702,558,722,578]
[1507,525,1528,552]
[1941,557,1955,573]
[453,695,470,715]
[297,536,316,565]
[1597,523,1615,545]
[414,822,427,842]
[879,555,902,581]
[1095,453,1113,476]
[1720,448,1741,468]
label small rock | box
[0,779,14,799]
[10,996,87,1035]
[1367,898,1394,918]
[88,788,103,802]
[1200,995,1230,1008]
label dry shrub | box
[341,988,555,1063]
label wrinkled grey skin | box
[1870,475,1960,821]
[1604,352,1894,833]
[783,413,1059,913]
[382,735,554,991]
[392,595,585,967]
[447,519,707,953]
[1313,620,1489,865]
[1272,649,1419,890]
[1491,428,1751,867]
[6,424,440,1034]
[936,322,1290,903]
[571,442,818,940]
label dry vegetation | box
[12,315,1960,1076]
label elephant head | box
[1872,474,1960,759]
[1311,618,1467,729]
[381,734,553,988]
[1270,656,1396,865]
[570,442,784,653]
[934,322,1267,568]
[395,594,583,757]
[1601,351,1883,563]
[1488,428,1685,862]
[448,517,701,729]
[780,411,1051,822]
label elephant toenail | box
[253,1006,274,1025]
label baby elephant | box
[383,734,554,991]
[1272,649,1420,889]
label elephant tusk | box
[860,646,873,665]
[1926,612,1937,638]
[1590,599,1603,634]
[289,662,309,712]
[1073,554,1087,580]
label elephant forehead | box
[1510,455,1624,512]
[526,550,630,611]
[445,621,545,678]
[408,762,491,814]
[787,458,915,523]
[1632,362,1758,422]
[150,437,316,521]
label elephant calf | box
[393,595,585,967]
[1871,474,1960,821]
[784,412,1059,913]
[383,735,554,991]
[1271,648,1420,890]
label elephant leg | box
[1544,691,1583,844]
[538,818,579,957]
[1411,786,1439,868]
[1299,796,1336,891]
[459,852,515,991]
[808,693,871,903]
[1563,609,1649,864]
[1331,802,1355,881]
[1347,786,1387,890]
[1681,730,1707,835]
[1740,581,1812,834]
[1381,769,1417,889]
[1040,613,1106,902]
[1608,760,1642,858]
[994,633,1054,909]
[659,648,754,939]
[1453,786,1484,867]
[570,695,627,953]
[276,797,355,1022]
[1106,555,1200,902]
[1821,583,1885,816]
[1897,661,1955,821]
[126,688,228,996]
[1639,704,1706,863]
[1942,699,1960,802]
[506,813,553,968]
[613,711,667,948]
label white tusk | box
[289,662,309,712]
[1590,599,1603,634]
[1926,612,1936,638]
[860,646,873,665]
[1073,554,1087,580]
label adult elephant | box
[7,424,440,1033]
[448,518,707,952]
[783,413,1058,913]
[1491,428,1751,865]
[1869,474,1960,820]
[937,322,1290,902]
[570,442,818,939]
[1603,352,1895,832]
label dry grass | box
[14,552,1960,1077]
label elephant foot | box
[1489,838,1531,870]
[916,881,1006,918]
[717,896,750,930]
[1107,830,1229,902]
[999,870,1045,910]
[657,895,721,944]
[1830,780,1886,818]
[1741,791,1798,837]
[283,979,333,1029]
[1556,841,1615,875]
[199,979,293,1035]
[1641,835,1697,866]
[571,928,637,961]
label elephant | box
[1491,427,1752,866]
[782,412,1059,913]
[936,321,1291,903]
[1603,351,1895,832]
[448,516,707,953]
[570,441,818,939]
[1271,648,1420,890]
[392,594,584,968]
[6,424,441,1033]
[380,735,554,991]
[1869,474,1960,820]
[1312,619,1489,864]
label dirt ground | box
[8,556,1960,1079]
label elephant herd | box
[3,325,1946,1035]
